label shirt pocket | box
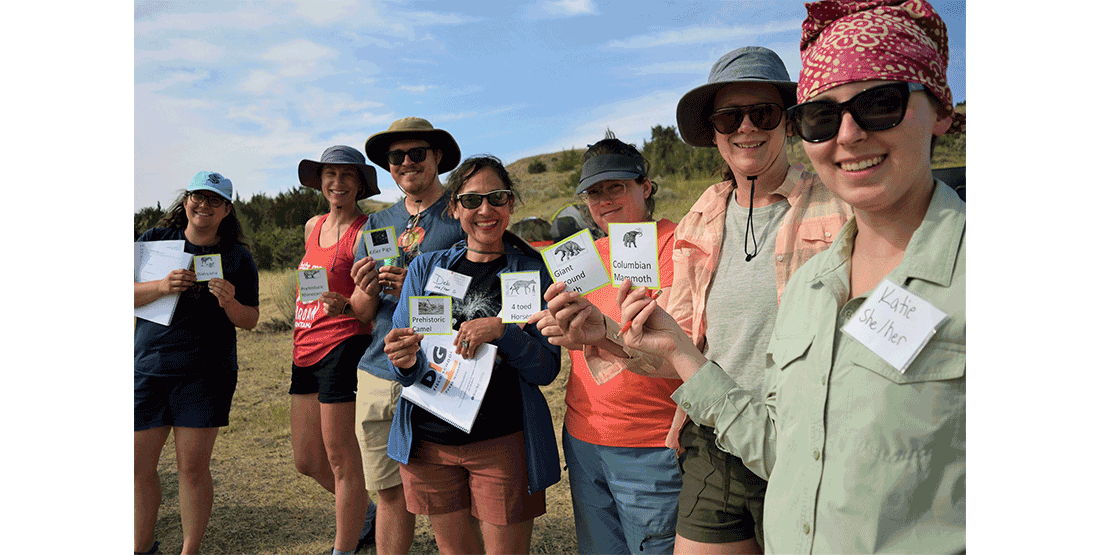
[847,341,965,461]
[769,334,815,371]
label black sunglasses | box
[709,103,785,134]
[455,189,514,209]
[788,82,924,143]
[386,147,429,166]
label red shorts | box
[399,431,546,526]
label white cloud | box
[291,0,360,24]
[400,85,433,93]
[137,69,211,94]
[136,38,225,64]
[632,60,713,76]
[239,70,280,94]
[607,20,802,49]
[525,0,599,20]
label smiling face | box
[584,178,651,232]
[801,80,952,218]
[451,168,513,253]
[184,191,232,232]
[387,139,441,196]
[712,82,790,180]
[320,163,361,208]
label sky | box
[134,0,966,212]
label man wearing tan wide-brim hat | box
[346,117,466,554]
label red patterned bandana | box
[798,0,964,133]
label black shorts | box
[289,334,370,403]
[676,421,768,545]
[134,369,237,431]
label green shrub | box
[528,160,547,174]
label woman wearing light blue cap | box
[134,171,260,554]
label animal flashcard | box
[361,226,399,260]
[193,254,223,281]
[541,229,610,295]
[297,267,329,303]
[501,271,541,323]
[410,296,451,335]
[609,222,660,288]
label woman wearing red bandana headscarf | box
[613,1,965,552]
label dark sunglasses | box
[386,147,429,166]
[709,103,785,134]
[455,189,514,209]
[788,82,924,143]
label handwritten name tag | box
[410,296,452,335]
[842,278,947,373]
[361,226,399,260]
[425,267,472,299]
[608,222,660,288]
[501,271,541,323]
[194,254,223,281]
[297,267,329,303]
[541,229,610,295]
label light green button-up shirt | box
[673,182,965,554]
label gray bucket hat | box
[364,117,461,173]
[676,46,797,147]
[298,145,381,200]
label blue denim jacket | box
[382,232,561,493]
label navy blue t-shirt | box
[134,227,260,377]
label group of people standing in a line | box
[134,1,965,554]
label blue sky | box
[134,0,966,211]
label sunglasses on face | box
[386,147,430,166]
[709,103,785,134]
[186,191,226,208]
[455,189,514,209]
[788,82,924,143]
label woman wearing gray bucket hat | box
[290,145,381,555]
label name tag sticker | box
[425,267,472,299]
[193,254,223,281]
[842,278,947,373]
[410,296,452,335]
[501,271,541,323]
[541,229,610,295]
[362,226,399,260]
[608,221,660,288]
[297,267,329,303]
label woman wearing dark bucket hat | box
[289,145,382,555]
[616,1,965,553]
[134,171,260,554]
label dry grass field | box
[146,270,578,554]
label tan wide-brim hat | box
[364,117,461,173]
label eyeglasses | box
[386,147,429,166]
[186,191,226,208]
[709,103,785,134]
[455,189,514,210]
[787,82,924,143]
[578,181,629,203]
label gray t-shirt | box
[703,194,790,402]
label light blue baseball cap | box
[188,171,234,202]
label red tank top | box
[292,213,369,366]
